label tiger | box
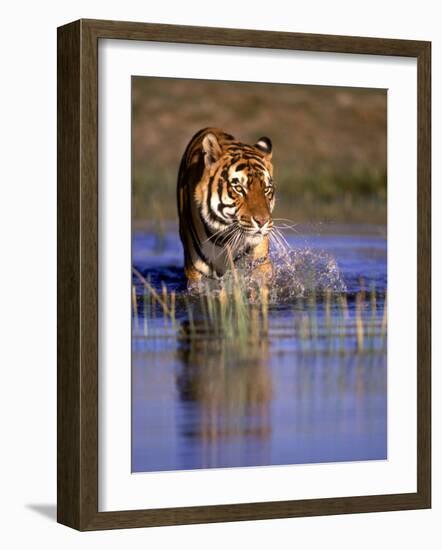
[177,127,275,285]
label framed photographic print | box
[57,19,431,530]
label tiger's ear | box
[202,133,223,168]
[255,136,272,160]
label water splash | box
[189,239,346,303]
[270,246,347,297]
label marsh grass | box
[132,267,387,355]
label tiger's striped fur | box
[177,128,275,284]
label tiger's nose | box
[253,215,270,228]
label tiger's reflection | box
[176,321,272,457]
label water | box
[131,224,387,472]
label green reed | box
[132,285,139,334]
[132,267,387,355]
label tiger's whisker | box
[215,228,240,260]
[274,227,291,250]
[274,223,300,234]
[202,223,236,246]
[211,225,237,250]
[273,217,296,222]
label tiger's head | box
[198,132,275,248]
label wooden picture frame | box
[57,18,431,530]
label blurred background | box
[132,77,387,228]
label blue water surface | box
[131,224,387,472]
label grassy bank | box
[132,77,387,225]
[132,167,386,225]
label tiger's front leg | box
[184,264,204,293]
[251,237,273,282]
